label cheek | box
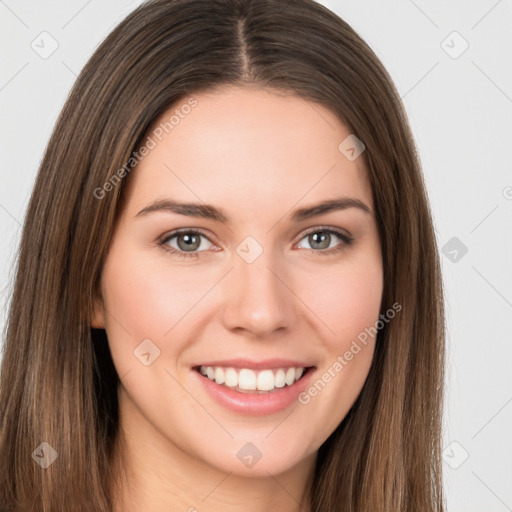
[293,256,382,442]
[99,244,215,376]
[299,255,383,351]
[101,244,207,340]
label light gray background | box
[1,1,511,510]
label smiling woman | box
[0,1,445,512]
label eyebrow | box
[135,196,371,223]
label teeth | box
[257,370,275,391]
[274,369,286,388]
[239,369,257,390]
[198,365,307,392]
[225,368,238,387]
[214,367,225,385]
[285,367,296,386]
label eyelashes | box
[159,229,213,259]
[158,226,354,259]
[296,227,353,254]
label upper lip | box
[193,358,315,370]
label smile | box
[197,365,308,393]
[192,358,316,415]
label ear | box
[91,284,105,329]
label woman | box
[0,0,445,510]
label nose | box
[220,247,296,338]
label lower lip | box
[193,367,316,416]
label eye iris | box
[171,230,339,253]
[309,231,330,250]
[177,233,200,251]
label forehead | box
[122,86,372,220]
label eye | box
[296,227,353,255]
[158,226,353,259]
[159,229,214,259]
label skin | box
[92,85,383,512]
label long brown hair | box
[0,0,445,510]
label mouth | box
[193,365,314,394]
[192,358,317,415]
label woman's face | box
[93,86,383,477]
